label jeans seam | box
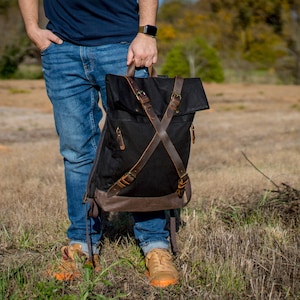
[89,89,99,150]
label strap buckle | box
[137,90,146,96]
[119,171,136,187]
[171,92,182,101]
[177,173,189,197]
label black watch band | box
[138,25,157,37]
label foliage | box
[161,38,224,82]
[0,1,39,79]
[157,0,300,83]
[161,44,189,77]
[0,37,33,79]
[0,45,21,78]
[1,0,300,82]
[241,24,286,69]
[0,0,17,13]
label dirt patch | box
[0,80,55,145]
[0,80,51,112]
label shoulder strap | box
[108,76,191,204]
[107,76,184,197]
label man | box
[18,0,179,288]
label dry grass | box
[0,80,300,299]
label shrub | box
[161,38,224,82]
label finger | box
[143,55,157,67]
[134,59,143,68]
[152,54,158,64]
[49,32,63,44]
[144,57,154,68]
[127,49,134,66]
[133,58,143,68]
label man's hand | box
[27,27,63,51]
[127,33,158,68]
[18,0,63,51]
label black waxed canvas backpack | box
[84,66,209,253]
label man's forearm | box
[18,0,62,51]
[138,0,158,26]
[18,0,40,34]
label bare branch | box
[241,151,280,189]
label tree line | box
[157,0,300,83]
[0,0,300,84]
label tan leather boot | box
[46,243,101,281]
[145,248,179,288]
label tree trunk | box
[187,53,196,77]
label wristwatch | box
[138,25,157,37]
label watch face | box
[145,25,157,36]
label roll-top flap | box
[105,75,209,117]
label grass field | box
[0,80,300,299]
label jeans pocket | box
[40,42,57,55]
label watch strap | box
[138,25,157,37]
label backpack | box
[84,70,209,253]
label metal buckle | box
[171,92,182,100]
[136,90,146,96]
[177,173,189,197]
[120,172,136,186]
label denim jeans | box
[41,41,169,255]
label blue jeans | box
[41,41,169,255]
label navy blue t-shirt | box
[44,0,139,46]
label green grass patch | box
[9,88,31,94]
[290,103,300,111]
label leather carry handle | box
[126,63,157,77]
[108,76,191,205]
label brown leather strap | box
[170,216,178,255]
[107,76,185,198]
[126,76,186,179]
[108,76,192,204]
[126,76,191,202]
[126,63,157,77]
[85,201,94,263]
[92,189,185,213]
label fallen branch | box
[241,151,300,207]
[241,151,279,189]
